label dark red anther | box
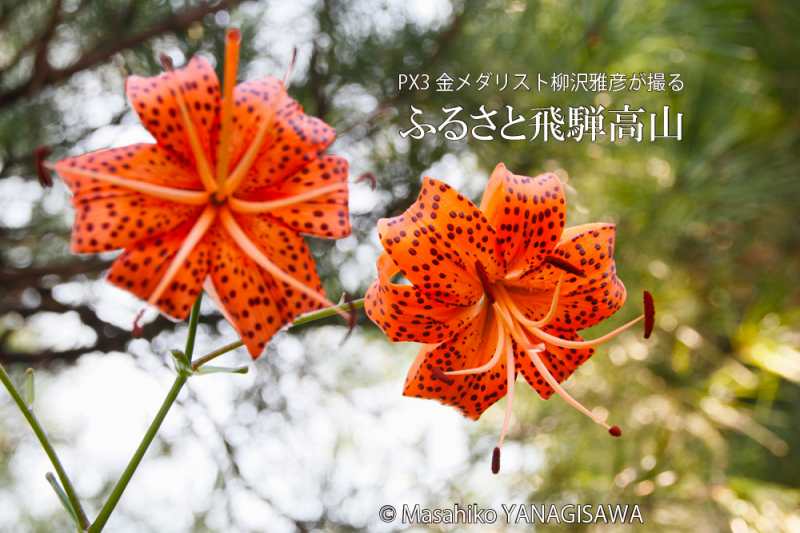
[474,261,495,304]
[544,255,585,277]
[643,291,655,339]
[34,146,53,188]
[491,447,501,474]
[131,308,146,338]
[159,53,174,72]
[356,172,377,190]
[609,425,622,437]
[431,367,454,385]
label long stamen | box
[501,344,526,448]
[529,316,644,350]
[533,272,564,326]
[148,206,216,306]
[221,88,281,195]
[161,57,217,193]
[494,304,621,437]
[527,344,620,436]
[219,208,350,321]
[47,163,209,205]
[498,279,650,350]
[446,314,505,376]
[228,183,345,213]
[215,28,241,186]
[497,273,564,329]
[493,340,517,474]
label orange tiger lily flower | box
[365,163,654,473]
[50,29,351,358]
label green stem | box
[89,295,203,532]
[89,295,362,531]
[88,374,187,532]
[290,297,364,328]
[190,340,242,371]
[0,364,90,530]
[190,297,365,371]
[183,296,203,363]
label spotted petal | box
[107,218,210,320]
[479,163,566,274]
[403,305,507,420]
[126,57,220,166]
[365,253,478,344]
[227,77,336,195]
[508,223,626,331]
[239,155,350,238]
[56,145,204,253]
[378,177,503,306]
[206,226,287,358]
[232,213,326,321]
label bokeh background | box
[1,0,799,531]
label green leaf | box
[45,472,80,530]
[194,365,250,376]
[170,350,192,377]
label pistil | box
[215,28,241,186]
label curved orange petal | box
[235,155,350,238]
[378,177,503,307]
[227,77,336,195]
[403,305,506,420]
[232,213,325,320]
[509,223,626,331]
[207,226,286,358]
[126,57,220,165]
[57,145,203,254]
[107,218,210,320]
[364,253,478,343]
[514,326,594,399]
[69,195,202,254]
[57,145,204,253]
[479,163,565,275]
[57,144,203,192]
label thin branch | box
[336,0,470,139]
[0,363,90,528]
[27,0,64,93]
[0,289,221,366]
[0,258,110,285]
[0,0,242,109]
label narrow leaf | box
[45,472,80,528]
[195,365,249,376]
